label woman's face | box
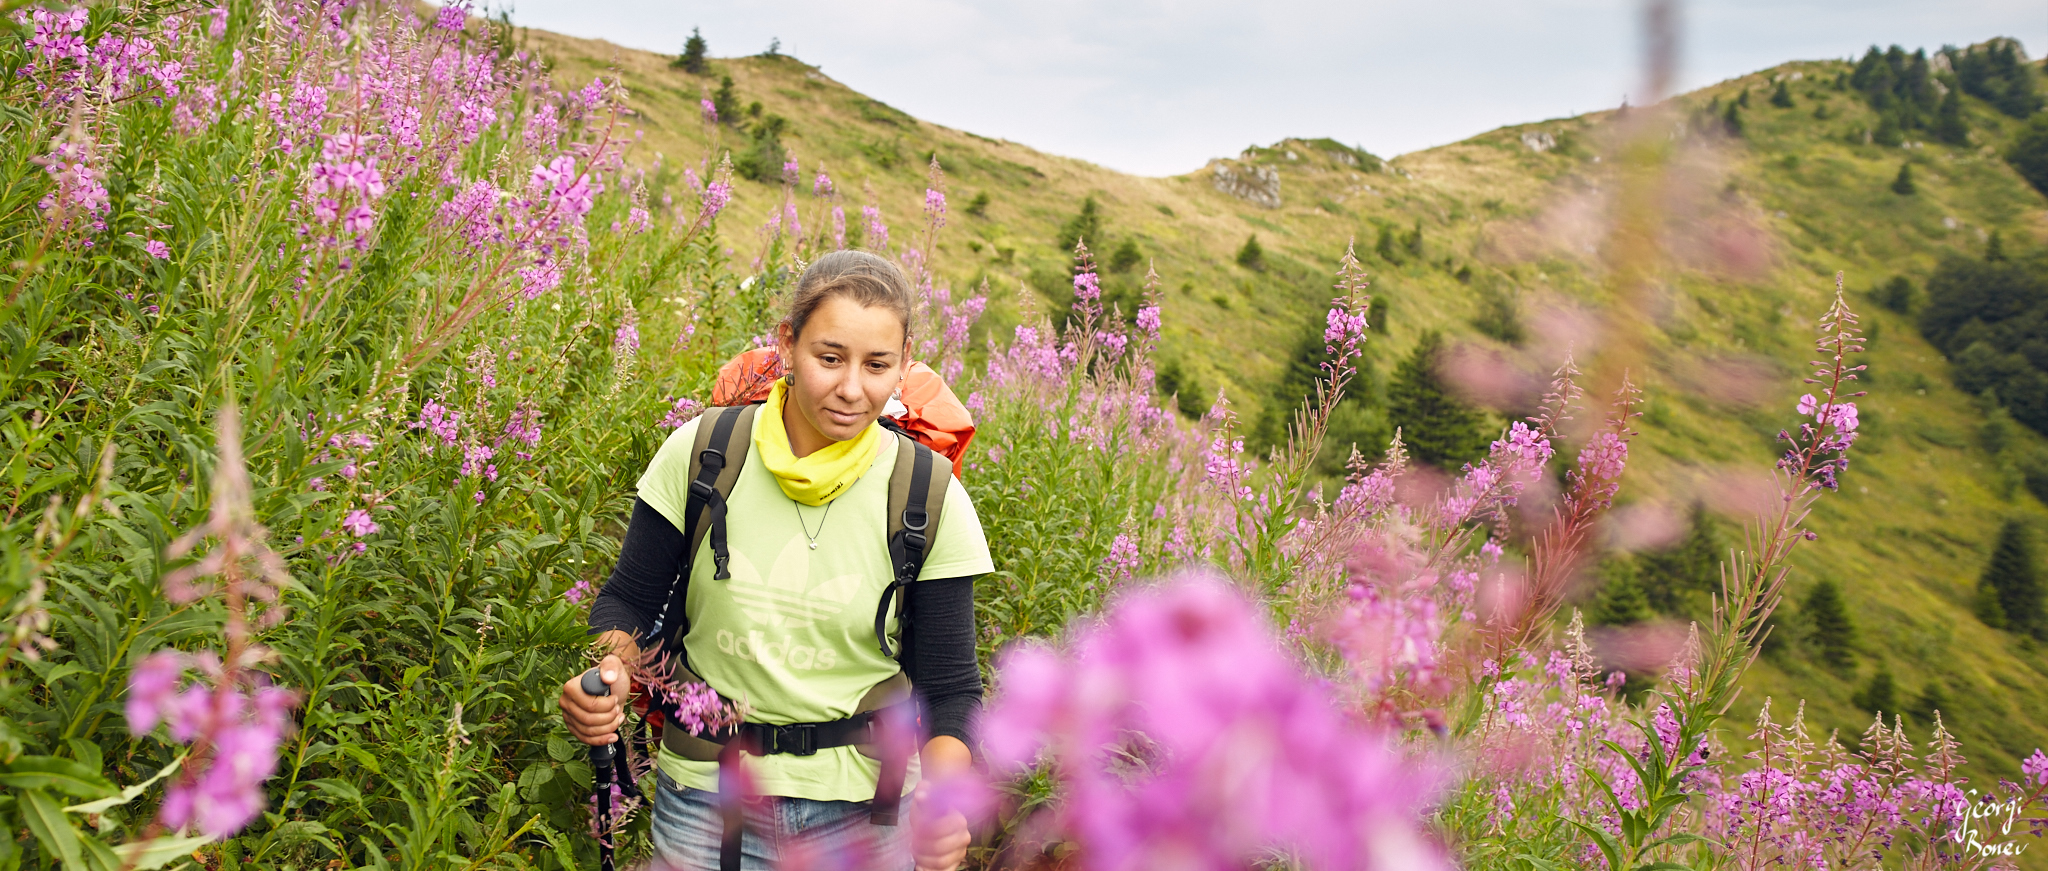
[775,295,906,454]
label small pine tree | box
[1638,502,1721,615]
[1737,88,1752,108]
[1853,665,1899,717]
[1401,219,1423,259]
[1985,230,2006,262]
[1933,88,1969,146]
[1875,275,1918,313]
[1891,162,1916,195]
[711,75,739,125]
[1374,223,1401,264]
[1109,238,1143,274]
[1235,234,1265,271]
[1592,559,1655,626]
[2009,114,2048,198]
[964,191,990,217]
[1910,681,1948,725]
[1981,519,2045,638]
[1804,578,1857,671]
[1059,196,1103,251]
[1723,100,1745,137]
[1771,80,1795,108]
[1386,331,1491,469]
[761,37,781,58]
[674,27,708,73]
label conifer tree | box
[1592,559,1655,626]
[1985,229,2006,262]
[1910,680,1948,725]
[1891,162,1915,195]
[1722,100,1744,137]
[711,75,739,125]
[674,27,708,73]
[1875,275,1918,313]
[1059,196,1103,251]
[1854,665,1899,718]
[1933,88,1969,146]
[1386,331,1490,469]
[1980,519,2044,638]
[1638,502,1721,615]
[1235,234,1265,271]
[965,191,990,217]
[1374,224,1400,264]
[1771,80,1795,108]
[1804,578,1856,671]
[1109,238,1143,273]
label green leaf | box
[1631,863,1694,871]
[116,833,215,870]
[21,789,84,869]
[64,755,185,815]
[1566,819,1622,871]
[545,733,576,763]
[0,756,117,799]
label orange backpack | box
[711,346,977,478]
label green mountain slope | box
[525,27,2048,776]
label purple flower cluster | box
[982,572,1449,871]
[659,397,704,430]
[36,139,110,233]
[127,652,298,840]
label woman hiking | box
[558,250,990,871]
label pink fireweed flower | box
[615,317,641,354]
[461,443,497,479]
[781,157,800,188]
[701,180,732,220]
[924,188,946,228]
[831,205,847,249]
[699,98,716,125]
[659,397,704,429]
[434,4,466,30]
[504,402,543,458]
[1072,270,1101,304]
[565,578,593,605]
[412,400,461,446]
[981,572,1449,871]
[126,651,298,840]
[518,259,562,300]
[813,168,833,197]
[1099,533,1140,581]
[862,204,888,250]
[144,239,171,259]
[1136,304,1162,340]
[341,509,379,537]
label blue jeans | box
[651,771,912,871]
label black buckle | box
[688,479,717,500]
[769,723,817,756]
[901,507,928,532]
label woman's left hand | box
[906,780,970,871]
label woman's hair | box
[781,250,914,345]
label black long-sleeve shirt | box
[589,498,982,747]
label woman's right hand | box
[559,652,635,745]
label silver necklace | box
[795,500,834,550]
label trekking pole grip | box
[582,667,618,774]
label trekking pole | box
[582,667,618,871]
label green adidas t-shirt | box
[636,413,994,801]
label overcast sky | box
[501,0,2048,177]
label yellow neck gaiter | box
[753,378,886,506]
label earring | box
[784,372,794,386]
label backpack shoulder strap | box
[873,432,949,659]
[658,404,756,651]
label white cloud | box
[503,0,2048,175]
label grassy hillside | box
[523,27,2048,778]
